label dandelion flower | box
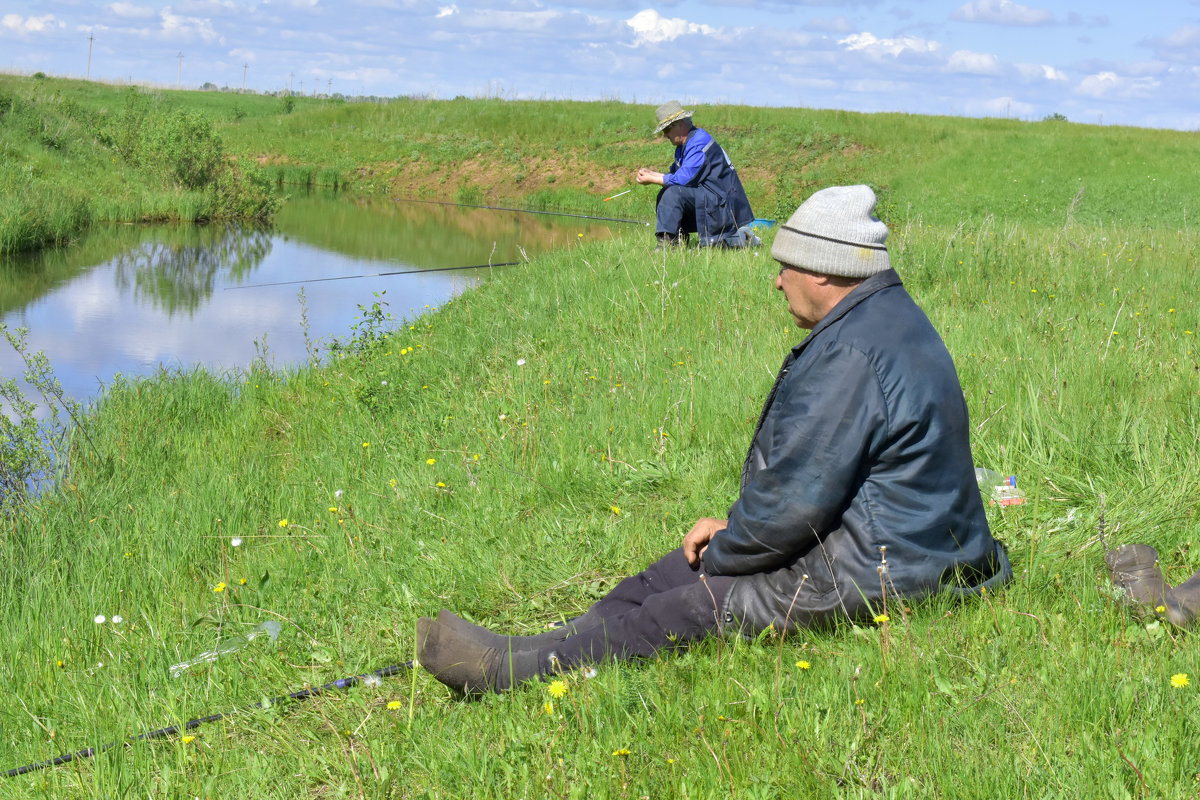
[1156,605,1167,614]
[239,578,247,585]
[436,482,446,488]
[387,700,402,710]
[548,680,568,699]
[543,701,554,715]
[112,615,123,624]
[182,735,196,744]
[612,748,630,757]
[278,519,289,528]
[231,537,243,547]
[329,506,338,512]
[1171,673,1190,689]
[362,442,370,449]
[874,613,889,624]
[610,505,621,515]
[855,698,865,706]
[94,615,106,624]
[213,582,227,593]
[426,458,436,465]
[795,660,811,670]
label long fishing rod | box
[5,661,414,778]
[395,196,651,226]
[225,260,520,290]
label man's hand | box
[635,167,664,186]
[683,517,727,567]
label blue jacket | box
[663,127,754,244]
[704,270,1011,631]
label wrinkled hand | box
[683,517,727,567]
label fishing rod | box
[5,661,414,778]
[225,260,520,290]
[395,196,651,227]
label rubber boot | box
[435,608,603,652]
[1165,569,1200,627]
[416,617,542,694]
[1106,544,1169,608]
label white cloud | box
[1144,24,1200,63]
[626,9,716,45]
[838,32,939,58]
[945,49,1002,75]
[1,13,65,35]
[436,5,457,18]
[109,3,157,20]
[1015,62,1067,81]
[952,0,1053,26]
[1076,71,1160,99]
[161,9,223,43]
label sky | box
[2,0,1199,130]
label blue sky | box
[3,1,1198,129]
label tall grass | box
[3,78,1200,796]
[2,207,1199,794]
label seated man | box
[417,185,1011,694]
[635,100,756,249]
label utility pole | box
[327,78,332,96]
[289,72,294,94]
[299,79,303,95]
[86,34,94,80]
[242,63,248,92]
[177,52,183,88]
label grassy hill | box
[2,75,1200,797]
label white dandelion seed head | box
[381,380,388,386]
[334,490,344,499]
[516,358,526,366]
[94,615,106,624]
[231,537,243,548]
[362,674,382,688]
[112,615,123,624]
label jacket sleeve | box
[662,136,706,187]
[703,342,888,576]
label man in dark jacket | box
[417,185,1011,694]
[635,100,756,249]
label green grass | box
[3,79,1200,796]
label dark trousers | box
[655,185,699,237]
[538,548,735,671]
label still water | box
[0,193,621,412]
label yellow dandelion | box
[387,700,402,710]
[1156,604,1167,614]
[362,442,369,449]
[426,458,436,465]
[239,578,247,585]
[329,506,338,512]
[610,505,621,515]
[855,698,865,706]
[436,482,446,488]
[543,701,554,715]
[795,660,811,670]
[874,613,889,624]
[182,735,196,744]
[548,679,568,699]
[278,518,288,528]
[1171,673,1190,689]
[212,582,227,593]
[612,748,630,757]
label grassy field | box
[2,79,1200,797]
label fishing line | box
[394,196,651,226]
[5,662,414,778]
[225,261,520,290]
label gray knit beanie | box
[771,185,890,278]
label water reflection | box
[111,226,273,314]
[0,193,619,414]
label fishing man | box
[417,185,1012,694]
[634,100,756,249]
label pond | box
[0,193,629,415]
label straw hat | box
[653,100,694,134]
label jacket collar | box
[790,269,902,356]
